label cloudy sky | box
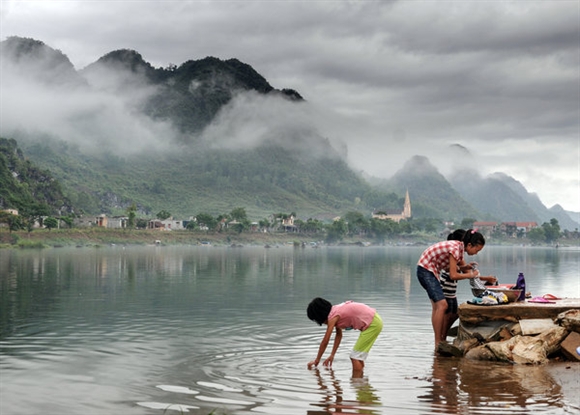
[1,0,579,212]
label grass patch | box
[17,240,47,249]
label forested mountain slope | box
[1,36,577,229]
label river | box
[1,244,578,414]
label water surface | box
[1,245,578,414]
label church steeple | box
[403,190,411,219]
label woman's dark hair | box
[462,229,485,247]
[307,297,332,325]
[447,229,466,241]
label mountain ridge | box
[1,36,578,230]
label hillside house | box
[93,214,127,229]
[500,221,538,238]
[73,217,91,227]
[148,218,184,231]
[281,215,298,232]
[473,221,538,238]
[472,221,498,237]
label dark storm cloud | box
[0,0,578,211]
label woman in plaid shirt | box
[417,229,486,349]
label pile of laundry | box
[469,289,509,305]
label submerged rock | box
[560,331,580,362]
[466,326,569,364]
[556,310,580,333]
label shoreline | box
[1,228,575,249]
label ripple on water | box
[135,321,580,415]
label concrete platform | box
[458,298,580,324]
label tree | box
[344,211,369,235]
[156,210,172,220]
[370,217,389,243]
[230,207,248,221]
[460,218,477,229]
[541,218,561,244]
[196,213,217,232]
[527,227,545,244]
[258,218,271,231]
[325,219,347,243]
[126,203,137,229]
[22,203,51,234]
[136,218,148,229]
[59,215,74,229]
[370,217,399,242]
[301,218,324,234]
[0,212,23,233]
[230,221,247,234]
[44,216,58,231]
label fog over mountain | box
[0,36,578,230]
[2,2,578,214]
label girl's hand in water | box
[307,359,319,369]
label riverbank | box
[0,228,310,248]
[0,228,575,249]
[1,228,386,248]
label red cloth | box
[417,240,464,279]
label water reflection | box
[308,368,381,414]
[1,246,578,415]
[420,357,572,414]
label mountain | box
[549,205,580,232]
[80,49,303,136]
[1,36,86,88]
[450,170,579,230]
[449,170,539,222]
[1,36,577,230]
[19,136,383,220]
[492,172,579,231]
[370,156,480,221]
[0,137,73,216]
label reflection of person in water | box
[307,367,382,415]
[418,356,460,412]
[419,356,565,413]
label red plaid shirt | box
[417,240,464,279]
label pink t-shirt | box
[327,301,376,331]
[417,240,464,279]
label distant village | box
[0,190,555,241]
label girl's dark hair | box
[447,229,466,241]
[462,229,485,247]
[307,297,332,325]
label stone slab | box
[519,318,559,335]
[458,298,580,324]
[560,331,580,362]
[457,320,515,342]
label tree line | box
[1,203,572,246]
[124,206,571,245]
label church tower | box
[403,190,411,219]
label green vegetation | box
[527,219,563,245]
[1,214,573,249]
[3,36,579,242]
[0,137,74,229]
[17,137,405,220]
